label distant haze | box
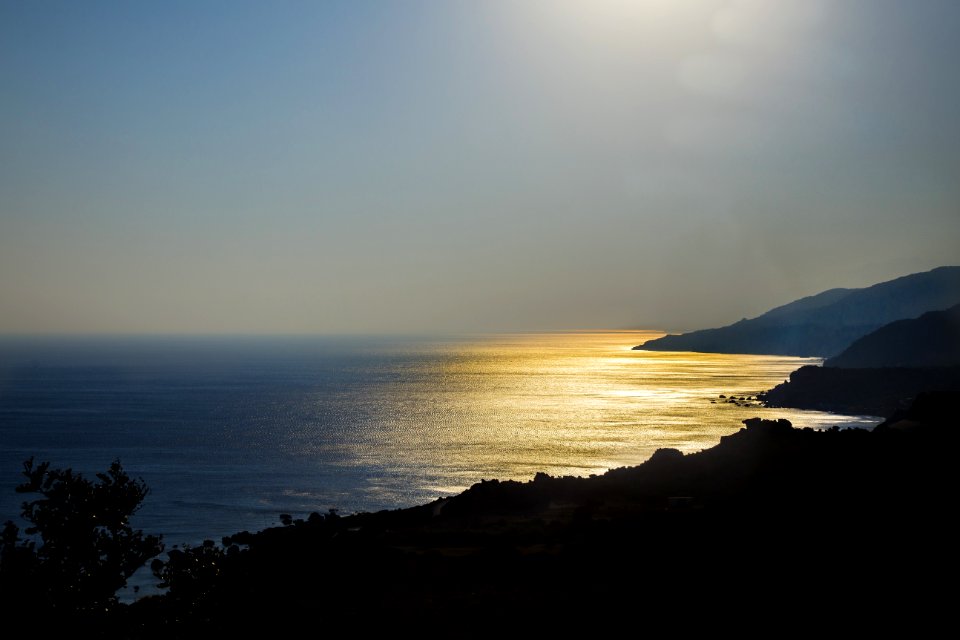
[2,1,958,334]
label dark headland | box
[637,266,960,416]
[763,303,960,415]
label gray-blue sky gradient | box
[2,0,958,333]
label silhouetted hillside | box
[825,304,960,368]
[117,395,957,636]
[636,266,960,357]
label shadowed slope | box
[825,304,960,368]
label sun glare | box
[540,0,717,40]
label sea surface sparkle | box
[0,331,876,544]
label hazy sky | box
[2,0,958,334]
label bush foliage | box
[0,457,163,622]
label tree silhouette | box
[0,457,163,622]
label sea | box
[0,331,878,548]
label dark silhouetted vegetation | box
[0,458,163,630]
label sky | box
[1,0,958,334]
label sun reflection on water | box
[328,331,877,504]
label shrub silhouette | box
[0,457,163,622]
[151,538,238,618]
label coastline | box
[0,332,870,547]
[119,391,956,634]
[5,334,952,633]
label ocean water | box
[0,331,877,547]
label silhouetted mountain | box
[825,304,960,368]
[636,266,960,357]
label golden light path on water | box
[314,331,879,506]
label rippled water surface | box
[0,332,876,544]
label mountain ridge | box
[824,303,960,368]
[636,266,960,357]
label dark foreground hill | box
[109,392,959,637]
[824,303,960,368]
[636,266,960,357]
